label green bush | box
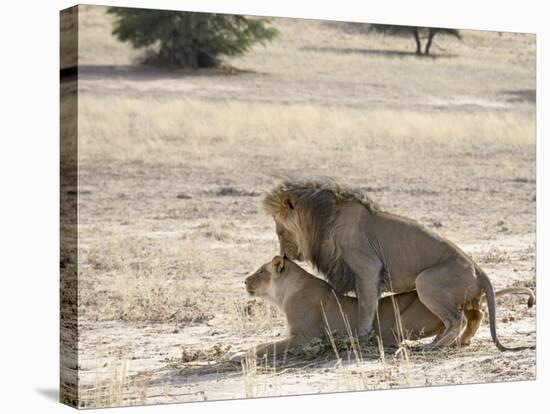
[108,7,279,68]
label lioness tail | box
[494,287,535,308]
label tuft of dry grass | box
[81,358,129,408]
[80,238,217,322]
[114,263,213,323]
[241,352,259,398]
[225,298,281,333]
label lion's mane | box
[263,180,379,294]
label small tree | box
[370,24,460,56]
[107,8,279,68]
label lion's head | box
[275,221,302,260]
[262,180,378,294]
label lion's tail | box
[476,265,535,352]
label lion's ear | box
[272,255,285,273]
[281,192,295,212]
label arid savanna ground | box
[62,5,536,408]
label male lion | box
[245,256,535,357]
[263,181,534,350]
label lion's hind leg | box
[415,261,479,350]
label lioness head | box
[245,256,286,298]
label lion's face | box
[275,221,303,261]
[245,256,286,298]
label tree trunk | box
[414,28,422,55]
[425,28,439,55]
[187,51,198,68]
[175,50,199,68]
[197,51,218,68]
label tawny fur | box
[263,180,535,351]
[245,257,535,357]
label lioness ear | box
[272,255,285,273]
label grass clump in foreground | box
[180,344,233,363]
[288,331,377,361]
[164,343,234,368]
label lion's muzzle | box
[245,274,257,295]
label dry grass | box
[80,237,218,322]
[78,96,534,165]
[80,357,129,408]
[225,298,281,333]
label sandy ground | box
[63,5,536,408]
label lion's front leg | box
[356,276,382,336]
[347,253,384,336]
[252,335,307,359]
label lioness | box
[245,256,535,357]
[263,181,533,350]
